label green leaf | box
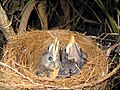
[116,9,120,16]
[97,0,118,33]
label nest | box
[0,29,108,89]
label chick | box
[59,50,80,77]
[65,35,87,69]
[36,37,60,79]
[59,35,87,77]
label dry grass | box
[0,29,108,89]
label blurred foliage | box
[95,0,118,33]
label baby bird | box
[59,35,87,77]
[65,35,87,69]
[36,37,60,79]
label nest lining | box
[0,29,108,89]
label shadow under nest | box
[0,29,108,89]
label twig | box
[48,0,59,23]
[106,43,120,58]
[18,0,37,35]
[2,0,11,6]
[47,31,56,39]
[3,15,13,29]
[67,0,100,25]
[0,3,16,40]
[79,0,102,23]
[48,0,62,23]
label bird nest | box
[0,29,108,89]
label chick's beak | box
[53,37,59,62]
[66,35,75,54]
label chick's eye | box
[48,56,52,61]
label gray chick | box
[59,35,87,77]
[65,35,87,69]
[36,37,60,79]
